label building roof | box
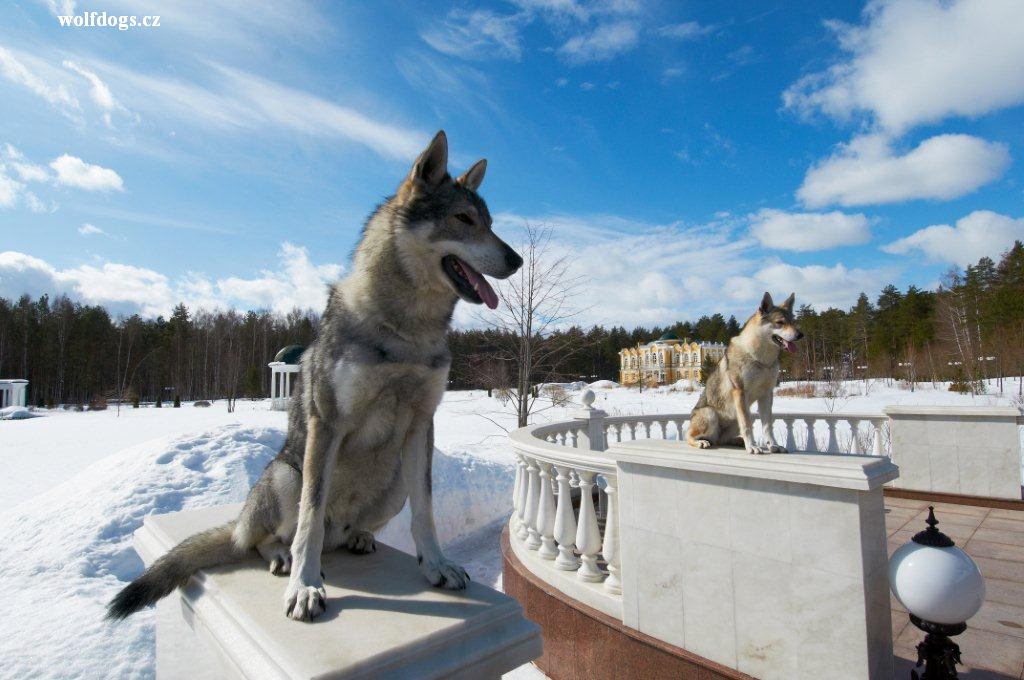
[658,332,682,342]
[274,345,306,365]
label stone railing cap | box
[607,440,899,491]
[134,505,541,680]
[883,405,1022,418]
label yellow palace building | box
[618,333,726,386]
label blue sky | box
[1,0,1022,327]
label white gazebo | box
[269,345,303,411]
[0,379,28,408]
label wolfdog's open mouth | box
[772,335,797,353]
[441,255,499,309]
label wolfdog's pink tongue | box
[783,339,797,353]
[458,258,499,309]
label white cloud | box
[656,22,713,40]
[798,133,1010,208]
[421,9,525,60]
[42,1,76,16]
[725,262,891,311]
[510,0,589,22]
[93,59,427,160]
[485,212,760,327]
[558,21,639,64]
[78,223,105,236]
[0,46,79,111]
[0,243,342,318]
[882,210,1024,266]
[50,154,124,192]
[2,144,50,182]
[0,174,22,208]
[748,209,872,251]
[0,145,51,211]
[62,60,127,127]
[783,0,1024,133]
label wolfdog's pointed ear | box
[409,131,449,190]
[781,293,795,310]
[759,291,773,314]
[457,159,487,192]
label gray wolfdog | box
[686,292,804,454]
[108,131,523,622]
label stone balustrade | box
[507,391,908,678]
[602,411,889,455]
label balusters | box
[627,422,637,440]
[782,417,796,452]
[553,466,580,570]
[575,471,604,582]
[657,420,667,439]
[515,456,529,540]
[601,474,622,594]
[523,458,541,549]
[642,421,652,438]
[872,419,884,455]
[536,463,558,559]
[851,419,863,454]
[805,418,820,452]
[825,419,839,453]
[569,428,579,448]
[511,454,524,532]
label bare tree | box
[478,222,587,427]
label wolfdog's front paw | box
[747,445,771,455]
[768,444,787,453]
[693,439,713,449]
[420,556,470,590]
[284,580,327,621]
[346,530,376,555]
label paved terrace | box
[886,497,1024,679]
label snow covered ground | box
[0,380,1021,679]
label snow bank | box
[0,423,513,680]
[0,405,34,420]
[588,380,619,389]
[0,424,280,679]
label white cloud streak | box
[748,209,872,251]
[78,223,105,236]
[421,10,526,60]
[882,210,1024,266]
[50,155,124,192]
[783,0,1024,134]
[0,46,79,111]
[92,60,427,160]
[798,133,1010,208]
[558,21,639,64]
[0,243,342,318]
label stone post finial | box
[581,389,596,410]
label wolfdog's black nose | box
[505,246,523,272]
[796,331,805,340]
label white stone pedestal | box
[609,442,899,680]
[884,405,1023,499]
[135,504,541,680]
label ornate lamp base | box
[909,615,966,680]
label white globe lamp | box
[889,507,985,679]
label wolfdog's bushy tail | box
[106,521,243,620]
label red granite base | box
[501,527,752,680]
[884,487,1024,510]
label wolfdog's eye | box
[454,213,474,225]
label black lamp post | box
[889,507,985,679]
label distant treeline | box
[2,241,1022,406]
